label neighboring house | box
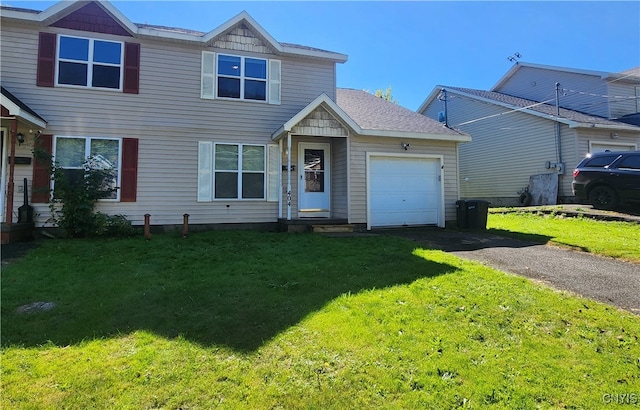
[1,1,469,242]
[418,62,640,206]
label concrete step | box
[312,224,354,233]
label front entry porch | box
[273,94,354,225]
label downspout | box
[5,118,18,225]
[286,132,292,220]
[555,82,562,165]
[555,82,563,199]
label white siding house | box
[418,63,640,206]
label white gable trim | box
[0,96,47,128]
[202,11,280,52]
[39,0,138,35]
[362,129,471,142]
[274,93,472,142]
[2,2,347,62]
[272,94,359,141]
[416,86,445,115]
[492,62,612,92]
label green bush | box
[35,149,137,238]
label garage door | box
[590,143,636,153]
[369,156,441,227]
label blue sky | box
[6,1,640,110]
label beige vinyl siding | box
[348,136,459,223]
[576,129,640,157]
[1,22,337,226]
[608,82,640,119]
[495,66,609,118]
[423,92,564,203]
[331,137,348,219]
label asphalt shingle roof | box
[621,67,640,78]
[336,88,464,136]
[447,86,638,128]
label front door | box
[299,142,330,218]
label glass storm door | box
[298,142,330,218]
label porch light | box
[16,132,25,145]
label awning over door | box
[1,86,47,128]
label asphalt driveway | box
[379,228,640,315]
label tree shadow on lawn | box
[1,231,457,352]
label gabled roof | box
[621,67,640,79]
[273,90,470,142]
[492,62,640,91]
[417,86,640,131]
[271,93,359,141]
[2,0,138,34]
[336,89,468,140]
[1,1,347,62]
[1,87,47,128]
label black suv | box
[572,151,640,210]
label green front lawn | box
[2,231,639,408]
[488,211,640,262]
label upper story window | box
[217,55,266,100]
[57,35,124,90]
[202,52,281,104]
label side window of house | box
[54,136,121,200]
[198,142,280,201]
[57,35,124,90]
[201,52,281,104]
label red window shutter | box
[32,134,53,203]
[120,138,138,202]
[123,42,140,94]
[37,33,56,87]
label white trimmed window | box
[201,52,281,104]
[53,136,121,200]
[198,142,280,201]
[56,35,124,90]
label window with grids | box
[216,54,266,100]
[201,52,280,104]
[57,35,123,90]
[198,142,280,201]
[54,136,121,200]
[214,143,265,199]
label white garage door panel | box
[590,143,636,153]
[369,157,440,227]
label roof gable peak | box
[41,1,137,35]
[203,11,281,54]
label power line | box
[455,97,556,127]
[563,88,639,100]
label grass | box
[2,231,640,408]
[487,212,640,262]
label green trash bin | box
[455,200,468,229]
[466,200,490,229]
